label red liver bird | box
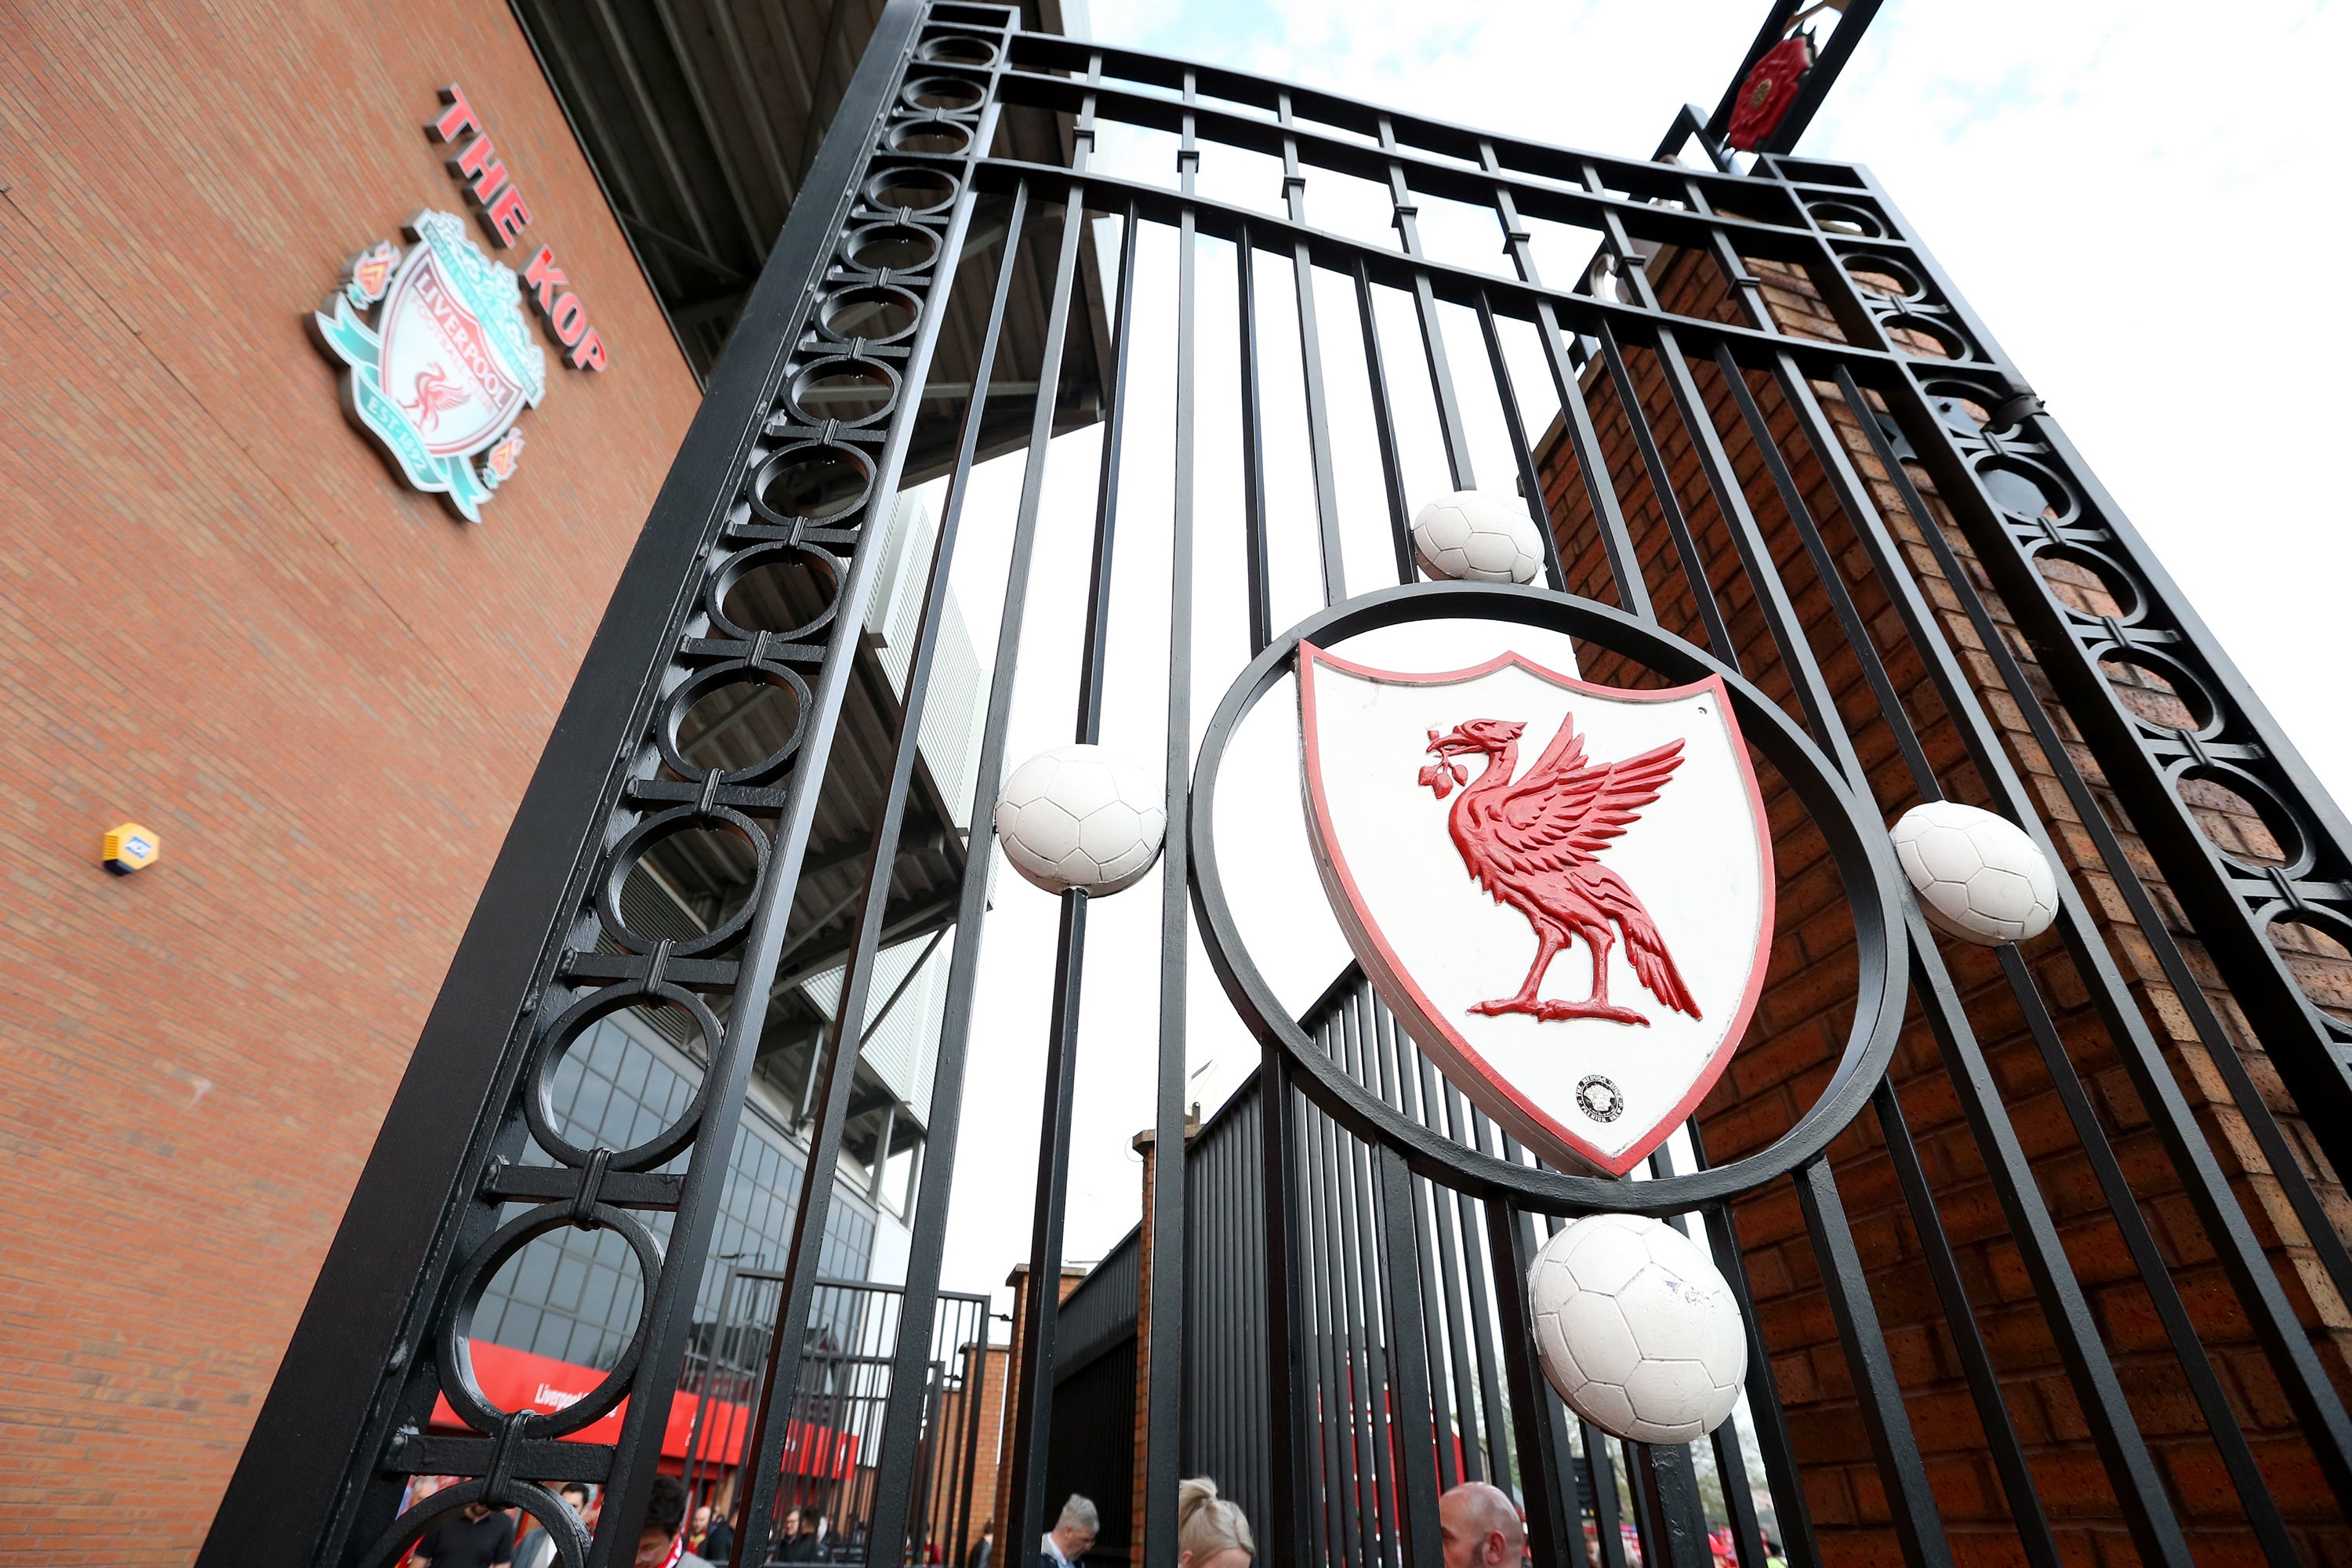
[401,363,470,432]
[1422,712,1700,1025]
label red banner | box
[429,1341,856,1475]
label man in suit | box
[1038,1496,1097,1568]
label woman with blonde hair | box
[1177,1478,1254,1568]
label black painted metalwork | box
[206,7,2352,1566]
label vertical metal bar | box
[785,159,1035,1568]
[1376,1148,1446,1566]
[1828,355,2352,1505]
[1236,228,1275,655]
[1589,321,1733,658]
[1338,1005,1401,1563]
[1470,292,1568,593]
[1709,328,2294,1559]
[1633,1443,1711,1568]
[1142,74,1202,1568]
[1352,262,1418,586]
[1377,116,1475,489]
[1839,364,2352,1356]
[727,125,1004,1568]
[1482,147,1649,614]
[1582,1423,1631,1568]
[1871,1080,2061,1568]
[1276,89,1348,602]
[1301,1092,1351,1568]
[1793,1160,1955,1568]
[1010,109,1133,1552]
[1260,1056,1315,1561]
[1382,1014,1461,1493]
[1410,1058,1483,1486]
[1484,1199,1575,1567]
[1439,1078,1512,1489]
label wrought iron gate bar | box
[1842,195,2352,1173]
[1692,340,2213,1557]
[1740,313,2298,1555]
[1724,205,2352,1514]
[1837,368,2352,1323]
[831,155,1038,1568]
[726,68,1007,1568]
[1007,126,1145,1563]
[1142,73,1202,1567]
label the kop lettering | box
[428,85,608,372]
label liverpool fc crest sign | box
[1298,644,1775,1176]
[313,209,546,522]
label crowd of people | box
[391,1468,1665,1568]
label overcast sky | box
[909,0,2352,1309]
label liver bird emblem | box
[1421,713,1700,1025]
[401,364,471,432]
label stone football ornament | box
[1889,800,2060,945]
[1411,490,1547,585]
[994,743,1167,896]
[1527,1212,1748,1444]
[1299,643,1774,1176]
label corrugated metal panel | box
[866,493,985,830]
[800,929,949,1112]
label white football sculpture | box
[1890,800,2060,946]
[993,743,1167,896]
[1411,490,1546,585]
[1527,1212,1747,1445]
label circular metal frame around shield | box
[1189,581,1910,1214]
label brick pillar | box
[946,1340,1009,1568]
[1129,1111,1201,1563]
[991,1263,1089,1557]
[1534,238,2352,1564]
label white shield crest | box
[1298,642,1775,1176]
[377,239,532,459]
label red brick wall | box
[1537,245,2352,1566]
[0,4,702,1562]
[992,1266,1089,1556]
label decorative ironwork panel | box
[203,9,2352,1568]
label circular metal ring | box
[2263,902,2352,1034]
[706,542,847,642]
[657,661,813,785]
[1972,452,2078,525]
[785,355,901,429]
[524,978,724,1168]
[900,73,986,115]
[353,1479,492,1568]
[1809,200,1885,238]
[598,801,771,953]
[816,283,922,345]
[750,438,877,526]
[2093,642,2223,741]
[354,1479,590,1568]
[436,1200,666,1437]
[917,31,1000,67]
[2024,539,2143,626]
[1879,311,1971,362]
[2174,759,2313,878]
[845,220,943,274]
[1839,252,1928,303]
[887,115,974,157]
[863,165,960,214]
[1189,582,1908,1214]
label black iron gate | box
[204,4,2352,1565]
